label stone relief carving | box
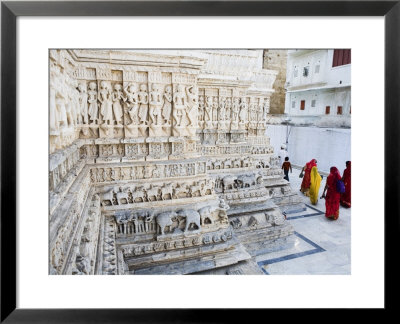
[49,50,296,276]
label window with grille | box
[337,106,343,115]
[303,66,309,77]
[332,49,351,67]
[311,100,316,107]
[294,68,298,78]
[315,65,320,73]
[300,100,305,110]
[292,101,296,108]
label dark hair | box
[285,157,289,161]
[346,161,350,166]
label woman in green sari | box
[309,166,322,205]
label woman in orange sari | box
[300,159,317,196]
[340,161,351,208]
[321,166,341,220]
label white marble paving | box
[259,166,351,275]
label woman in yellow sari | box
[309,166,322,205]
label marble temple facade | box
[49,49,303,275]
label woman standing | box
[321,167,341,220]
[300,159,317,196]
[309,166,322,205]
[340,161,351,208]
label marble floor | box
[257,166,351,275]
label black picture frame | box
[1,0,399,322]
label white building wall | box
[266,125,351,174]
[284,49,351,119]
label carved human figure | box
[225,97,232,121]
[71,81,81,125]
[231,97,240,122]
[112,84,124,125]
[249,100,257,121]
[239,97,248,123]
[55,92,68,129]
[87,82,99,125]
[204,96,213,122]
[185,85,198,127]
[257,100,264,122]
[212,96,219,122]
[173,84,187,127]
[198,95,204,122]
[123,83,139,125]
[149,83,163,125]
[138,84,149,125]
[99,81,113,125]
[64,83,76,127]
[218,97,226,121]
[77,83,89,125]
[162,85,172,125]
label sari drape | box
[325,167,341,220]
[340,162,351,208]
[309,166,322,205]
[300,159,317,195]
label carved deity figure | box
[64,83,76,127]
[185,85,198,127]
[198,95,204,122]
[162,85,172,125]
[71,80,81,125]
[257,100,264,122]
[231,97,240,122]
[249,100,257,122]
[138,84,149,125]
[112,84,124,125]
[123,83,139,125]
[239,97,248,123]
[88,82,99,125]
[77,83,89,125]
[218,97,226,121]
[212,96,219,122]
[225,97,232,121]
[99,81,113,125]
[149,83,163,125]
[55,92,68,129]
[204,96,213,122]
[173,84,187,127]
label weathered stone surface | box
[49,50,298,275]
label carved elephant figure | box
[156,211,178,236]
[236,174,256,188]
[115,187,130,204]
[100,188,116,206]
[146,185,160,201]
[177,209,201,232]
[130,186,146,202]
[172,184,187,199]
[233,158,241,168]
[213,160,222,169]
[160,183,173,200]
[190,182,203,197]
[222,175,237,191]
[242,157,251,167]
[223,159,232,169]
[198,205,216,225]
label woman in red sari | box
[321,167,341,220]
[300,159,317,196]
[340,161,351,208]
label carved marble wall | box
[49,50,300,275]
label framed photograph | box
[1,0,398,322]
